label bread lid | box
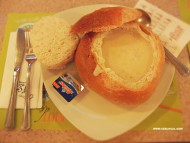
[30,16,79,69]
[71,6,142,34]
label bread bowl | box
[74,7,165,104]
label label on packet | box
[52,73,84,102]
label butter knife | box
[4,28,26,130]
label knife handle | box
[4,68,20,130]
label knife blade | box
[4,28,26,130]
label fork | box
[21,31,37,130]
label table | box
[0,0,190,142]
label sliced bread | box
[30,16,79,69]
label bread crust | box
[71,7,142,35]
[75,23,165,105]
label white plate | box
[42,4,175,141]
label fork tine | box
[25,31,29,52]
[25,31,31,53]
[28,32,31,49]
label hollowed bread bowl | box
[73,7,165,104]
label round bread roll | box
[74,6,165,105]
[30,16,79,69]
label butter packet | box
[52,73,84,102]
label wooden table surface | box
[0,0,190,142]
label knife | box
[4,28,26,130]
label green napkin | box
[0,13,183,130]
[178,0,190,55]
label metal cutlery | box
[136,9,190,76]
[4,28,26,130]
[21,31,37,130]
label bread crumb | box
[30,16,79,69]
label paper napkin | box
[135,0,190,57]
[0,32,43,109]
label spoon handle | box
[164,47,190,76]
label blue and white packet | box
[52,73,84,102]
